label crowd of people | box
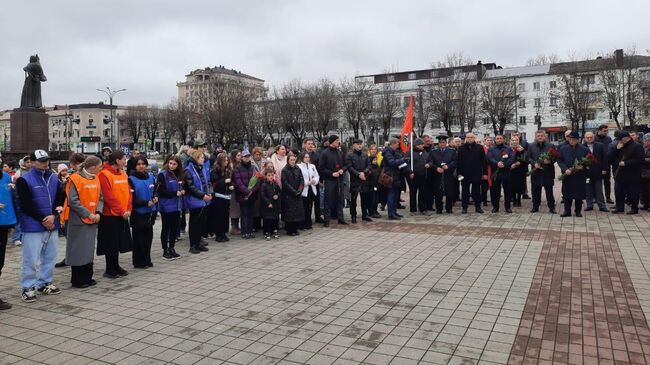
[0,124,649,310]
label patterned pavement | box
[1,190,650,364]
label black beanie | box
[328,135,340,144]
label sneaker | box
[0,298,12,310]
[37,283,61,295]
[13,240,21,247]
[265,235,271,241]
[273,231,279,239]
[170,248,181,259]
[21,288,36,303]
[163,250,174,260]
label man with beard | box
[430,136,457,214]
[318,135,347,227]
[558,131,590,217]
[527,131,557,214]
[609,131,645,214]
[487,135,515,213]
[456,133,487,214]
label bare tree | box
[141,105,161,151]
[481,79,518,136]
[533,84,550,130]
[275,80,308,147]
[253,92,283,146]
[375,75,401,141]
[526,53,562,66]
[552,69,594,134]
[196,81,252,149]
[339,76,373,139]
[120,106,145,147]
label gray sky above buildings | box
[1,0,649,110]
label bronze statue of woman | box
[20,54,47,109]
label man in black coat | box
[511,131,531,200]
[318,135,348,226]
[527,131,557,214]
[406,138,430,215]
[595,124,614,203]
[456,133,487,214]
[582,132,609,212]
[558,131,590,217]
[422,135,436,211]
[430,136,457,214]
[487,135,515,213]
[609,131,645,214]
[346,139,372,223]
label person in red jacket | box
[97,151,133,279]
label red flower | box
[586,153,597,164]
[549,147,559,159]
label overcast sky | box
[1,0,648,110]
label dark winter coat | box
[583,142,608,180]
[408,148,430,178]
[643,147,650,180]
[232,162,260,203]
[456,143,487,183]
[210,169,232,196]
[260,181,281,220]
[557,143,589,200]
[382,147,412,189]
[430,147,457,192]
[487,144,516,180]
[318,147,346,182]
[368,153,381,190]
[281,164,305,223]
[609,140,645,183]
[346,149,371,193]
[527,141,557,186]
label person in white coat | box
[298,152,319,229]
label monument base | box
[10,108,49,153]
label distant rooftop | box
[485,64,551,79]
[185,65,265,82]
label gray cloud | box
[1,0,649,109]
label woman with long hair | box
[97,151,132,279]
[157,155,184,260]
[509,136,527,207]
[281,154,305,236]
[128,156,157,269]
[0,157,18,308]
[210,153,233,242]
[184,149,212,253]
[229,149,241,235]
[62,156,103,288]
[271,145,287,185]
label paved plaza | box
[1,194,650,364]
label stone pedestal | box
[10,108,49,153]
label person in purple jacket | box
[232,150,261,239]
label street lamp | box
[96,87,126,150]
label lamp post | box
[96,87,126,150]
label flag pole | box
[410,131,414,171]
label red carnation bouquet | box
[248,171,265,190]
[491,150,510,182]
[528,147,559,176]
[558,153,595,181]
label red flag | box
[400,96,413,153]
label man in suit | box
[487,135,515,213]
[430,136,457,214]
[583,132,609,212]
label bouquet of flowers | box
[558,153,596,181]
[527,147,559,176]
[248,171,265,190]
[491,151,510,182]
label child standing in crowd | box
[210,152,233,242]
[0,157,17,309]
[97,151,132,279]
[62,156,103,288]
[281,154,305,236]
[260,169,280,241]
[232,150,260,239]
[129,156,157,268]
[184,149,211,253]
[156,155,184,260]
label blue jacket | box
[184,159,210,210]
[0,172,17,226]
[157,170,182,213]
[129,173,156,215]
[18,168,60,232]
[487,144,515,180]
[382,147,411,189]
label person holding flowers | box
[487,134,515,213]
[232,150,261,239]
[527,130,558,214]
[557,131,590,217]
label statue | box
[20,54,47,109]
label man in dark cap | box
[346,139,371,223]
[406,138,430,215]
[558,131,589,217]
[595,124,613,203]
[430,135,457,214]
[318,135,348,226]
[456,133,487,214]
[609,130,645,214]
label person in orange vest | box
[62,156,103,288]
[97,151,132,279]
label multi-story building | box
[177,66,266,110]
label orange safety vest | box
[62,173,101,224]
[100,169,130,216]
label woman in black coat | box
[281,155,304,236]
[509,136,528,207]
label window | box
[533,82,540,91]
[517,83,526,92]
[430,70,439,78]
[408,73,416,80]
[534,98,541,107]
[386,75,395,82]
[431,120,441,128]
[549,81,557,89]
[483,117,490,125]
[581,75,596,86]
[403,96,411,107]
[641,70,650,81]
[519,116,526,125]
[454,69,462,76]
[518,98,526,108]
[582,112,596,120]
[549,97,557,106]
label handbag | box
[378,168,393,188]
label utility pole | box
[96,87,126,150]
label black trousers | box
[641,178,650,209]
[434,178,454,213]
[105,253,120,274]
[481,180,489,204]
[564,199,583,213]
[604,171,612,199]
[532,183,555,209]
[240,200,255,235]
[71,263,94,286]
[461,181,481,210]
[425,173,435,210]
[490,179,512,209]
[285,221,300,234]
[212,198,230,237]
[0,226,8,278]
[407,176,427,213]
[350,190,373,218]
[323,179,344,222]
[302,190,316,228]
[132,225,153,267]
[314,188,322,220]
[263,219,279,235]
[188,207,206,249]
[615,180,640,212]
[160,212,180,250]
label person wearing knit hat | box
[319,134,347,226]
[408,137,430,215]
[328,135,340,145]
